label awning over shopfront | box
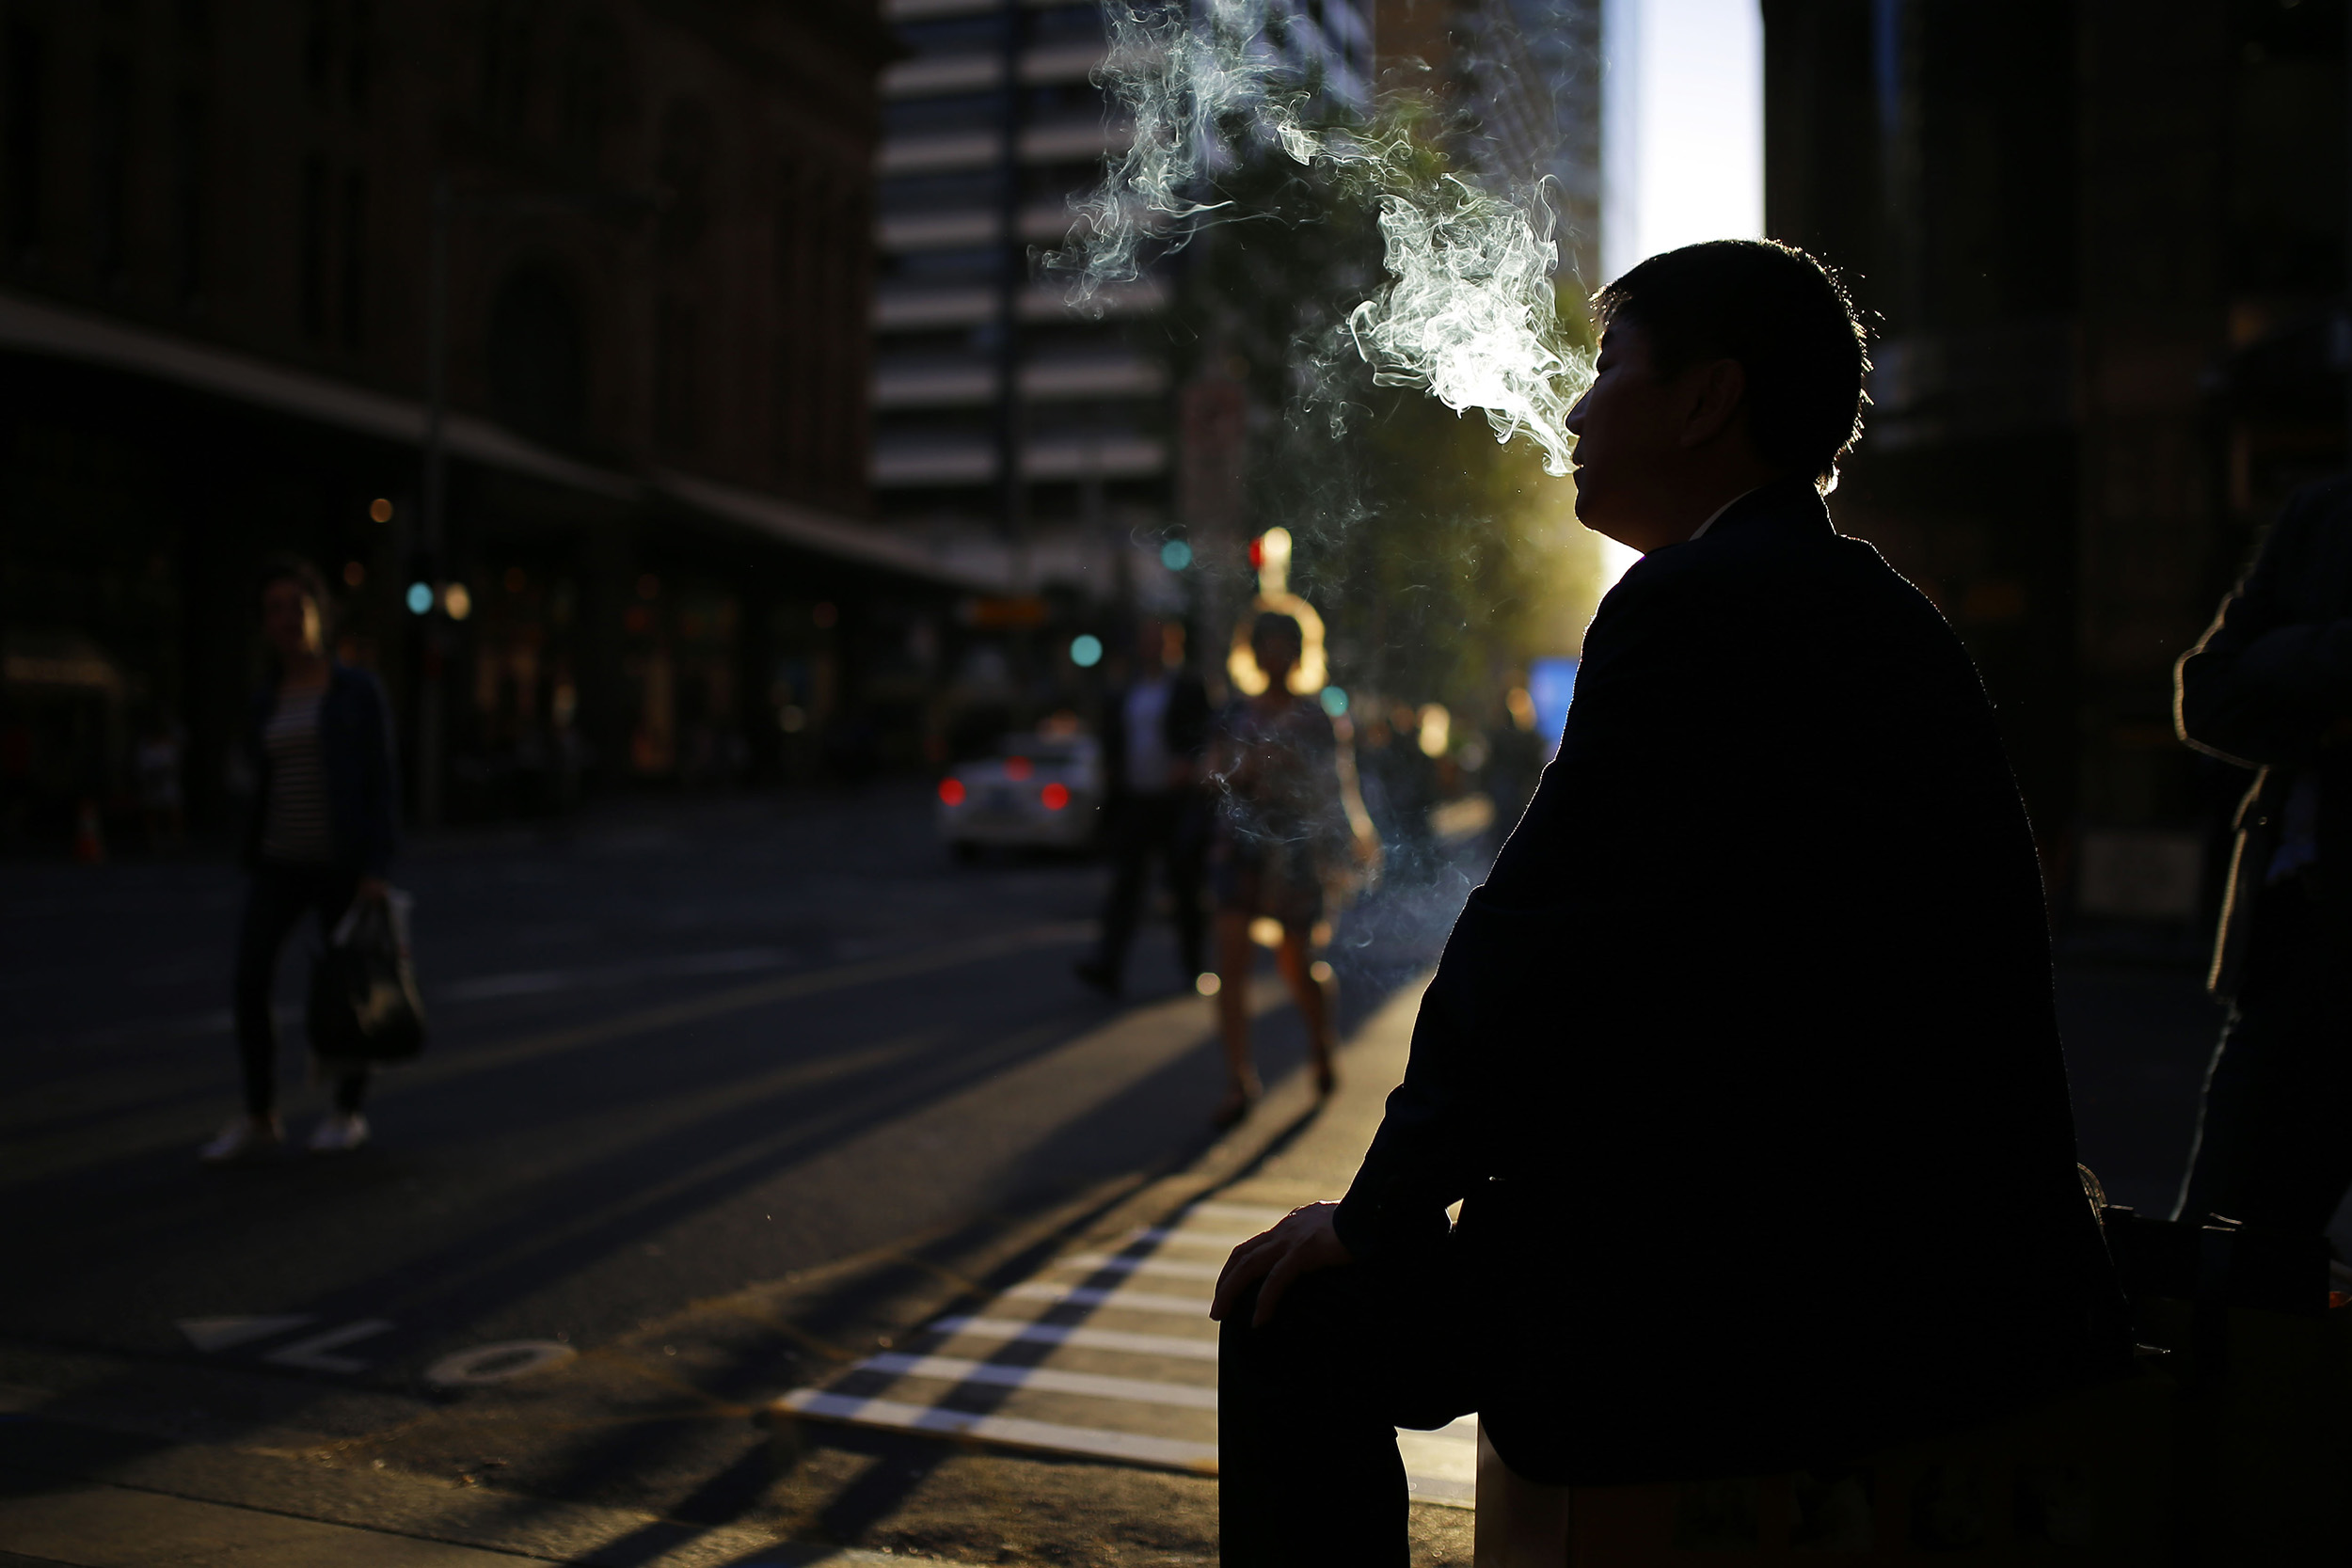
[0,287,1004,592]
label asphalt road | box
[1,786,1484,1564]
[0,785,2265,1565]
[4,787,1465,1367]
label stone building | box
[0,0,967,847]
[1762,0,2344,933]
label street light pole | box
[418,171,451,829]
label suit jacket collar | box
[1693,475,1834,546]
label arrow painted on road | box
[177,1315,315,1353]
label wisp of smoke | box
[1058,0,1592,475]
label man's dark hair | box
[256,555,335,631]
[1592,240,1869,486]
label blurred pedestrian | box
[1076,617,1212,997]
[200,560,399,1164]
[1486,685,1545,831]
[2172,481,2352,1235]
[1205,611,1365,1126]
[135,714,185,848]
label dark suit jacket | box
[242,663,401,878]
[1333,480,2120,1484]
[2175,477,2352,997]
[1099,669,1212,799]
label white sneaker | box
[199,1116,282,1164]
[307,1113,370,1154]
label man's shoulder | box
[2280,473,2352,527]
[329,663,389,706]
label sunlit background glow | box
[1588,0,1764,597]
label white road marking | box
[779,1389,1218,1472]
[1396,1428,1480,1491]
[925,1315,1220,1362]
[1184,1202,1291,1228]
[771,1196,1476,1511]
[1056,1252,1222,1282]
[1001,1282,1213,1316]
[262,1319,394,1373]
[177,1315,315,1353]
[425,1340,579,1387]
[1129,1227,1257,1249]
[856,1352,1217,1409]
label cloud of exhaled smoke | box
[1057,0,1592,475]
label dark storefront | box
[0,324,992,855]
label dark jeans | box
[1218,1250,1475,1568]
[2177,888,2352,1233]
[1093,791,1206,981]
[235,862,370,1117]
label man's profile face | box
[1565,321,1684,546]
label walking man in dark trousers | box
[1210,241,2122,1566]
[2174,482,2352,1235]
[1077,617,1212,996]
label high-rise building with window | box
[870,0,1377,591]
[1377,0,1603,286]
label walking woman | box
[200,560,399,1163]
[1206,611,1367,1128]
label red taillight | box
[1041,782,1070,811]
[938,778,965,805]
[1004,756,1034,781]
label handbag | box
[308,891,427,1063]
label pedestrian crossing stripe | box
[928,1315,1220,1361]
[860,1353,1220,1409]
[773,1201,1477,1509]
[1183,1202,1289,1228]
[778,1389,1220,1472]
[1130,1227,1256,1249]
[1000,1281,1213,1315]
[1056,1252,1223,1281]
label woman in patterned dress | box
[1206,611,1358,1127]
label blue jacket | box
[243,664,401,877]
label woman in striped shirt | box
[200,561,400,1164]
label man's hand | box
[1209,1201,1353,1327]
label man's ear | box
[1676,358,1747,450]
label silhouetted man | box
[2173,483,2352,1235]
[1212,241,2122,1567]
[1077,617,1212,995]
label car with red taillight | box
[937,733,1104,859]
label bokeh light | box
[1418,703,1451,759]
[1041,782,1071,810]
[405,581,433,615]
[937,777,965,805]
[369,498,393,523]
[1070,633,1104,667]
[442,583,473,622]
[1319,686,1347,717]
[1160,539,1193,571]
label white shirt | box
[1689,486,1763,543]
